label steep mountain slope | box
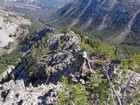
[47,0,140,45]
[0,9,31,48]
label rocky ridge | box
[0,32,140,104]
[0,33,82,104]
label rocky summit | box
[0,31,140,105]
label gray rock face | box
[36,33,82,84]
[0,79,58,105]
[0,9,31,48]
[0,33,82,104]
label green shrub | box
[0,50,22,74]
[0,50,22,65]
[0,64,8,74]
[56,76,88,105]
[122,54,140,73]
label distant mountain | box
[48,0,140,46]
[2,0,73,9]
[0,0,73,27]
[32,0,74,9]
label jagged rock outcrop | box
[33,33,82,84]
[0,79,59,105]
[0,33,83,104]
[0,32,140,105]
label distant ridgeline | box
[2,0,74,9]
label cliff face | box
[0,9,31,48]
[48,0,140,45]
